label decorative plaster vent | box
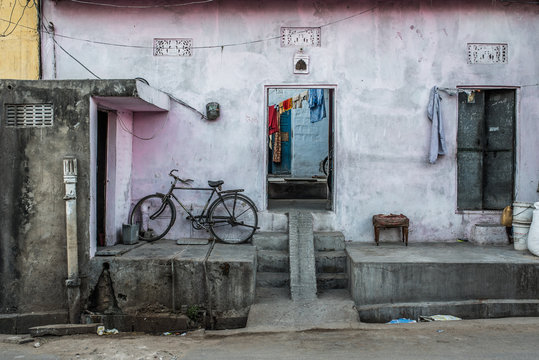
[467,43,508,64]
[153,38,193,56]
[293,50,310,74]
[5,104,53,127]
[281,27,321,47]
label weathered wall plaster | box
[35,0,539,245]
[0,0,39,79]
[0,79,155,313]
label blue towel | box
[308,89,326,123]
[427,86,447,164]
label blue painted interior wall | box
[268,88,329,178]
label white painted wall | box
[43,0,539,242]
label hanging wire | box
[1,0,32,37]
[116,111,170,141]
[3,0,388,50]
[68,0,214,9]
[37,5,102,79]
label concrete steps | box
[257,250,289,273]
[254,232,290,288]
[314,232,348,290]
[254,220,348,293]
[256,272,289,288]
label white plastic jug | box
[527,202,539,256]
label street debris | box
[387,318,417,324]
[96,326,119,335]
[162,332,187,336]
[419,315,462,322]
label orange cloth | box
[282,98,292,112]
[272,112,281,163]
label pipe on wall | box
[63,157,81,323]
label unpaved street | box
[2,318,539,360]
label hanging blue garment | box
[308,89,326,123]
[427,86,447,164]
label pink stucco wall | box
[43,0,539,242]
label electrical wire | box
[1,0,31,37]
[68,0,214,9]
[117,111,169,140]
[6,1,388,50]
[165,92,208,120]
[37,3,102,79]
[500,0,539,4]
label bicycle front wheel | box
[129,194,176,241]
[208,194,258,244]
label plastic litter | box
[387,318,417,324]
[97,326,119,335]
[419,315,462,322]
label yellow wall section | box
[0,1,39,79]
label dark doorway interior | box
[96,111,108,246]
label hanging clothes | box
[308,89,326,123]
[300,90,309,103]
[282,98,292,112]
[292,94,302,109]
[268,105,279,135]
[427,86,447,164]
[273,111,282,163]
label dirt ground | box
[2,317,539,360]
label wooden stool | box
[372,214,409,246]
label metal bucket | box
[512,222,530,251]
[513,202,533,224]
[122,223,139,245]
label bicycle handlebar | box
[169,169,193,185]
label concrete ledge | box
[29,323,101,337]
[358,299,539,323]
[83,314,190,333]
[314,232,345,251]
[0,311,68,334]
[347,243,539,322]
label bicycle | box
[128,169,258,244]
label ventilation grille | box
[5,104,54,127]
[467,43,508,64]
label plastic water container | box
[512,222,530,251]
[513,202,533,224]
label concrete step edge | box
[315,250,347,258]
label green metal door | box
[457,89,515,210]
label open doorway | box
[266,87,334,211]
[96,110,108,246]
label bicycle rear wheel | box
[129,194,176,241]
[208,194,258,244]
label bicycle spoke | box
[209,194,257,244]
[235,207,251,219]
[129,194,176,241]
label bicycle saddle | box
[208,180,224,188]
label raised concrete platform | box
[347,243,539,322]
[86,240,256,331]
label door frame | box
[455,85,520,214]
[263,84,338,211]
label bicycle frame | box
[159,179,245,231]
